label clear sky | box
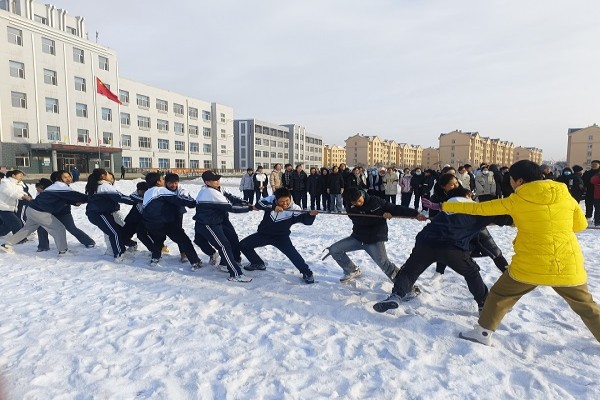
[56,0,600,161]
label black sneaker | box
[302,271,315,284]
[244,263,266,271]
[37,248,50,252]
[85,244,96,249]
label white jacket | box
[0,177,27,212]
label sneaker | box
[150,258,160,266]
[244,263,266,271]
[459,324,494,346]
[17,238,28,245]
[58,250,68,256]
[209,253,219,265]
[340,268,362,283]
[302,271,315,284]
[430,272,443,286]
[161,246,169,254]
[190,261,202,271]
[127,244,138,253]
[228,275,253,283]
[218,264,230,273]
[373,293,403,313]
[37,248,50,252]
[114,254,127,263]
[85,244,96,249]
[180,253,188,263]
[0,244,14,254]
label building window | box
[190,142,199,153]
[189,107,198,119]
[102,132,113,145]
[66,26,77,35]
[588,144,593,149]
[175,141,185,151]
[255,138,261,145]
[157,119,169,132]
[158,139,169,150]
[138,116,151,129]
[12,122,28,138]
[175,159,185,168]
[220,113,226,123]
[589,135,594,141]
[98,56,109,71]
[122,134,131,147]
[255,125,262,133]
[136,94,150,108]
[47,125,60,141]
[120,112,130,126]
[122,157,132,168]
[11,91,27,108]
[45,97,59,113]
[270,152,276,158]
[204,160,212,168]
[41,37,55,54]
[139,157,152,168]
[174,122,185,134]
[588,151,593,157]
[173,103,184,115]
[73,47,84,63]
[76,103,88,117]
[156,99,168,112]
[203,144,211,153]
[15,153,29,167]
[255,150,261,157]
[101,108,112,121]
[119,90,129,104]
[203,127,211,138]
[158,158,170,169]
[189,125,199,136]
[7,27,22,45]
[9,60,24,78]
[278,153,283,158]
[262,151,269,157]
[74,77,86,92]
[222,145,228,154]
[138,137,151,149]
[190,160,199,169]
[202,110,211,121]
[77,129,90,144]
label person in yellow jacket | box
[442,160,600,345]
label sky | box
[55,0,600,161]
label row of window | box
[254,151,289,159]
[254,125,289,139]
[122,157,215,169]
[10,60,92,92]
[255,138,289,148]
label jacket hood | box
[514,180,571,205]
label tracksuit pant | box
[38,212,95,250]
[146,222,200,265]
[87,212,126,257]
[0,210,23,236]
[328,236,399,281]
[240,232,311,275]
[195,222,243,278]
[6,208,67,252]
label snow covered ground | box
[1,177,599,399]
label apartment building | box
[322,144,346,168]
[513,146,543,164]
[284,124,323,170]
[344,134,424,168]
[421,147,440,170]
[396,143,423,168]
[438,130,516,167]
[567,124,600,168]
[0,0,233,173]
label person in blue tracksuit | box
[142,172,202,269]
[194,170,254,282]
[85,168,136,260]
[240,188,317,284]
[120,181,155,253]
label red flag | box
[96,77,122,105]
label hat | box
[202,170,222,182]
[572,165,584,173]
[380,167,387,172]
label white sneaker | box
[0,244,14,254]
[228,275,253,283]
[459,324,494,346]
[209,253,219,265]
[218,264,229,273]
[149,258,160,266]
[340,268,362,283]
[430,272,443,287]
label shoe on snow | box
[228,275,253,283]
[244,263,266,271]
[190,261,202,271]
[0,244,14,254]
[459,324,493,346]
[302,272,315,284]
[340,268,362,283]
[149,258,160,266]
[373,293,403,312]
[180,253,188,263]
[209,253,219,265]
[218,264,230,273]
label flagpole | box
[92,76,101,169]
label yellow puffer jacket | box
[443,180,588,286]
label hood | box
[514,180,571,205]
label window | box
[204,160,211,168]
[45,97,59,113]
[122,134,131,147]
[270,140,276,146]
[277,153,283,158]
[119,90,129,104]
[263,151,269,157]
[47,125,60,141]
[73,47,84,63]
[158,158,170,169]
[76,103,87,117]
[101,108,112,121]
[284,143,289,148]
[74,77,86,91]
[589,135,594,141]
[98,56,109,71]
[138,116,151,129]
[66,26,77,35]
[190,142,199,153]
[157,119,169,131]
[189,125,199,136]
[255,138,261,145]
[203,144,211,153]
[189,107,198,119]
[270,152,276,158]
[174,122,185,134]
[223,146,228,155]
[34,14,48,25]
[9,60,24,78]
[13,122,28,138]
[136,94,150,108]
[173,103,184,115]
[139,157,152,168]
[11,92,26,108]
[77,129,90,144]
[7,27,22,45]
[102,132,113,145]
[175,141,185,151]
[278,142,284,148]
[202,110,211,121]
[120,113,130,126]
[220,113,226,123]
[158,139,170,150]
[138,137,151,149]
[156,99,168,112]
[15,153,29,167]
[255,125,262,133]
[220,129,227,139]
[190,160,199,169]
[122,157,132,168]
[588,151,593,157]
[175,159,185,168]
[588,144,593,149]
[41,37,55,54]
[255,150,261,157]
[203,127,211,138]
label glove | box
[421,197,440,211]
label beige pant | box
[6,207,68,252]
[479,271,600,342]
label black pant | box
[38,212,96,250]
[310,193,321,210]
[242,190,254,204]
[121,216,154,252]
[240,232,310,274]
[255,188,268,201]
[393,242,488,306]
[478,194,495,202]
[87,212,126,257]
[586,193,595,218]
[400,192,412,208]
[146,222,200,264]
[320,193,330,211]
[292,191,308,209]
[195,222,243,277]
[0,210,23,236]
[385,194,396,204]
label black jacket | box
[427,184,450,219]
[255,195,316,235]
[501,173,513,197]
[142,186,196,227]
[555,174,584,201]
[282,170,294,190]
[326,172,344,195]
[29,182,88,215]
[319,169,330,194]
[410,174,425,195]
[291,170,308,192]
[307,174,322,196]
[583,168,600,197]
[345,191,419,243]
